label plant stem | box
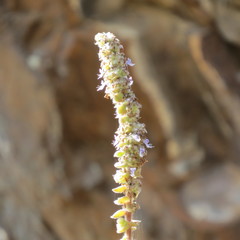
[125,211,132,240]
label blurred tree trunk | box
[1,0,240,240]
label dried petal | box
[131,182,142,198]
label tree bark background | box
[1,0,240,240]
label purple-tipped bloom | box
[130,168,136,177]
[132,134,141,142]
[126,58,135,66]
[143,138,154,148]
[128,76,133,86]
[139,146,146,157]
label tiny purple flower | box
[130,168,136,177]
[126,58,135,66]
[139,146,146,157]
[132,134,141,142]
[128,77,133,86]
[143,139,154,148]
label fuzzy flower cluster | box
[95,32,153,240]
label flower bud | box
[117,103,127,115]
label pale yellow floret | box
[116,218,131,234]
[114,196,130,205]
[112,185,127,193]
[111,209,127,219]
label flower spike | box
[95,32,153,240]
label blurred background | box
[1,0,240,239]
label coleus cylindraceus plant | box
[95,32,153,240]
